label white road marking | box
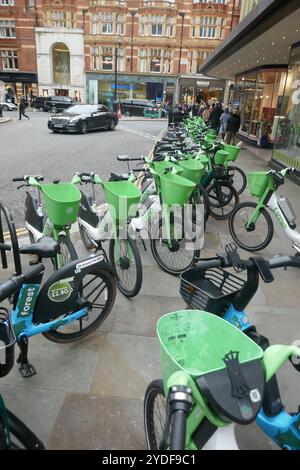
[118,125,157,141]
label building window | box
[140,48,147,72]
[102,13,113,34]
[140,16,148,36]
[46,11,75,28]
[117,47,124,72]
[163,49,172,74]
[102,47,113,70]
[0,20,16,38]
[213,0,226,3]
[52,43,70,85]
[150,49,162,72]
[1,50,18,70]
[0,0,14,5]
[165,16,175,37]
[189,50,210,74]
[116,14,124,35]
[199,17,217,38]
[91,46,100,70]
[151,16,163,36]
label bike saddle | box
[19,237,60,258]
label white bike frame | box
[267,193,300,253]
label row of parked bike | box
[0,115,300,449]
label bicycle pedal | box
[19,363,37,378]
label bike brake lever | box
[17,184,28,190]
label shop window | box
[151,16,163,36]
[101,13,113,34]
[1,50,18,70]
[102,47,113,70]
[0,20,16,38]
[52,43,70,85]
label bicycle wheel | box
[144,379,168,450]
[228,165,247,195]
[150,215,200,275]
[191,184,210,223]
[54,234,78,270]
[6,409,45,450]
[229,201,274,252]
[109,236,142,298]
[206,181,239,220]
[43,268,116,343]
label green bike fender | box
[263,345,300,382]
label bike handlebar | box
[12,175,44,183]
[0,263,44,302]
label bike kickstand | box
[17,335,37,378]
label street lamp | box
[130,11,137,72]
[114,40,122,102]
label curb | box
[0,117,12,124]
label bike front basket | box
[177,159,205,184]
[157,310,263,380]
[222,143,240,162]
[41,183,81,226]
[180,265,245,315]
[152,160,183,176]
[159,173,196,206]
[0,309,15,378]
[248,171,269,197]
[103,181,141,221]
[214,150,229,165]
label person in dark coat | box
[208,102,223,130]
[225,109,241,145]
[19,97,29,120]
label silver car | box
[0,101,17,111]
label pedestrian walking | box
[19,97,30,120]
[208,102,223,131]
[219,107,230,139]
[225,108,241,145]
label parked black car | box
[48,104,118,134]
[44,96,75,113]
[31,96,48,111]
[119,99,158,117]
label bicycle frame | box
[246,190,300,253]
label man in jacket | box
[225,108,241,144]
[208,102,223,130]
[19,97,29,120]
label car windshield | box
[65,105,92,114]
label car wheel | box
[80,121,88,134]
[51,106,57,113]
[108,119,116,131]
[39,106,44,112]
[2,105,8,111]
[52,130,59,133]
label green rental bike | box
[13,175,81,269]
[144,309,300,450]
[229,168,300,252]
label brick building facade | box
[0,1,241,105]
[0,0,37,103]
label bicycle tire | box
[54,234,78,270]
[229,201,274,252]
[43,268,116,343]
[206,181,239,220]
[228,165,247,195]
[109,236,143,298]
[6,409,45,450]
[144,379,168,450]
[192,184,210,223]
[150,216,200,276]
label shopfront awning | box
[199,0,300,79]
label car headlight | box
[68,117,78,123]
[48,117,52,121]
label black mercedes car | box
[47,104,118,134]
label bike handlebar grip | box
[79,173,92,177]
[195,258,223,270]
[0,277,22,302]
[268,255,300,270]
[170,410,187,450]
[12,177,25,182]
[23,263,45,283]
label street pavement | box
[0,121,300,449]
[0,110,165,227]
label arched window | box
[52,43,70,85]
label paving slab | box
[48,393,145,450]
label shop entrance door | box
[54,89,69,96]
